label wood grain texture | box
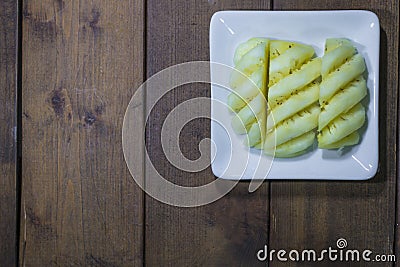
[20,0,144,265]
[145,1,271,266]
[397,178,400,265]
[397,185,400,262]
[270,1,399,266]
[396,2,400,263]
[0,1,18,266]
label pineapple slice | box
[264,104,320,150]
[319,53,365,105]
[229,39,269,148]
[227,66,265,113]
[233,37,268,65]
[245,114,266,147]
[269,44,314,86]
[268,58,321,109]
[266,81,319,132]
[318,38,367,149]
[231,93,265,134]
[263,40,320,157]
[229,42,268,88]
[319,131,359,150]
[267,131,316,157]
[325,38,353,52]
[269,40,309,60]
[321,44,356,78]
[318,76,367,130]
[318,103,365,147]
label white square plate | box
[210,10,380,180]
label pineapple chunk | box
[264,40,319,157]
[319,76,367,130]
[267,81,319,132]
[245,115,266,147]
[318,38,367,150]
[269,44,314,86]
[268,58,321,109]
[318,103,365,147]
[319,53,365,105]
[321,44,356,78]
[233,37,268,65]
[265,131,315,157]
[264,104,320,149]
[231,92,266,134]
[229,42,268,88]
[230,38,269,142]
[227,66,265,113]
[319,131,359,149]
[269,40,309,60]
[325,38,353,53]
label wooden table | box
[0,0,398,266]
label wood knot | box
[48,88,72,120]
[50,89,66,116]
[89,8,101,28]
[84,111,96,126]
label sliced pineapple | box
[268,58,321,109]
[318,76,367,130]
[233,37,268,65]
[245,114,266,148]
[227,66,265,113]
[267,131,316,157]
[229,42,268,88]
[318,38,367,149]
[228,37,367,155]
[319,131,359,150]
[229,39,269,149]
[269,40,309,60]
[264,104,320,151]
[263,40,320,157]
[266,81,319,132]
[325,38,353,52]
[231,93,265,134]
[318,103,365,147]
[319,53,365,105]
[269,44,314,86]
[321,44,356,78]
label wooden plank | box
[397,179,400,264]
[20,0,144,265]
[270,1,399,266]
[396,3,400,264]
[397,185,400,260]
[0,1,18,266]
[145,1,271,266]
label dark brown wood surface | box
[397,171,400,264]
[271,1,399,267]
[20,0,144,265]
[0,0,398,266]
[0,1,18,266]
[397,172,400,263]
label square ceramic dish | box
[210,10,380,180]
